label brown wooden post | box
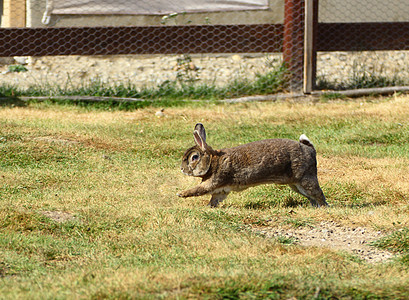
[283,0,305,91]
[303,0,318,93]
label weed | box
[175,54,200,84]
[0,64,288,103]
[8,65,28,73]
[319,92,346,102]
[275,235,298,245]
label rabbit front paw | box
[176,191,190,198]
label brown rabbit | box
[177,123,328,208]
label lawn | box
[1,95,409,299]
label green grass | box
[1,97,409,298]
[371,229,409,265]
[7,65,28,73]
[0,64,288,104]
[316,56,409,90]
[316,73,407,91]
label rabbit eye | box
[191,154,199,161]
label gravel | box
[40,208,395,263]
[0,53,282,89]
[256,220,395,263]
[1,51,408,91]
[317,50,409,85]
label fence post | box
[303,0,318,93]
[283,0,305,91]
[1,0,26,27]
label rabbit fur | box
[178,123,328,208]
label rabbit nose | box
[181,168,190,176]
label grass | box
[1,95,409,298]
[316,73,406,91]
[316,55,409,90]
[371,229,409,265]
[0,64,288,104]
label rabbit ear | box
[193,123,207,151]
[194,123,206,142]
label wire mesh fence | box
[317,0,409,90]
[1,0,409,100]
[0,0,290,100]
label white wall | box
[23,0,409,28]
[319,0,409,23]
[28,0,284,27]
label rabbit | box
[177,123,328,208]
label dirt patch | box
[41,211,77,223]
[256,221,394,263]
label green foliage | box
[8,65,28,73]
[0,64,288,104]
[372,228,409,266]
[372,228,409,254]
[275,235,298,245]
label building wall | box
[3,0,408,28]
[320,0,408,23]
[26,0,283,27]
[1,0,25,27]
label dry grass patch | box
[1,96,409,298]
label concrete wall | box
[319,0,409,23]
[1,0,25,27]
[3,0,409,28]
[27,0,284,27]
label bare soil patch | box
[256,221,394,263]
[41,211,77,223]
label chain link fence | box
[1,0,408,99]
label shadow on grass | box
[323,182,395,209]
[0,96,27,107]
[242,190,307,210]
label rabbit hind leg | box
[208,192,229,207]
[291,178,328,207]
[289,184,319,207]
